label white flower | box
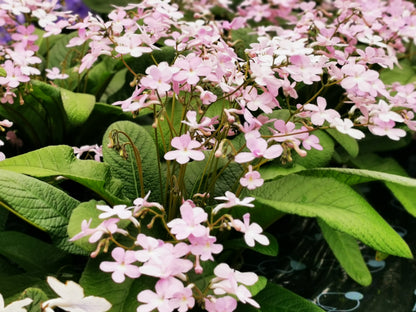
[0,293,32,312]
[41,276,111,312]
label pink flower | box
[189,231,223,261]
[164,132,205,164]
[45,67,69,80]
[0,60,29,88]
[368,118,406,141]
[341,63,380,96]
[232,213,269,247]
[99,247,141,283]
[70,218,128,244]
[204,296,237,312]
[140,62,178,94]
[137,277,186,312]
[213,191,254,214]
[173,53,211,85]
[211,263,259,308]
[285,54,323,85]
[303,97,340,126]
[167,200,208,240]
[234,133,283,163]
[97,204,130,219]
[239,165,264,190]
[330,118,365,140]
[135,233,164,263]
[139,243,192,279]
[133,191,164,214]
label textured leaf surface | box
[0,169,82,254]
[248,175,412,258]
[0,145,126,205]
[302,167,416,187]
[318,219,372,286]
[103,121,163,202]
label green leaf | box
[213,162,244,197]
[102,121,163,202]
[16,288,48,312]
[248,282,324,312]
[247,275,268,297]
[0,231,67,273]
[318,219,372,286]
[352,153,416,216]
[72,102,139,146]
[0,169,82,254]
[231,27,259,59]
[80,256,154,312]
[259,163,306,181]
[0,80,67,147]
[223,233,278,257]
[61,88,96,128]
[248,175,412,258]
[326,128,359,158]
[301,167,416,187]
[292,130,334,168]
[0,145,127,205]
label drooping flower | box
[0,293,32,312]
[41,276,111,312]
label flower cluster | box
[1,0,416,311]
[70,190,268,311]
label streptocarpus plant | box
[0,0,416,311]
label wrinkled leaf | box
[0,145,126,205]
[103,121,163,202]
[0,169,82,254]
[248,175,412,258]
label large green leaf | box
[0,80,67,147]
[239,282,324,312]
[0,169,82,254]
[318,219,372,286]
[61,88,96,128]
[302,167,416,187]
[248,175,412,258]
[0,231,67,274]
[351,153,416,216]
[102,121,163,202]
[0,145,126,205]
